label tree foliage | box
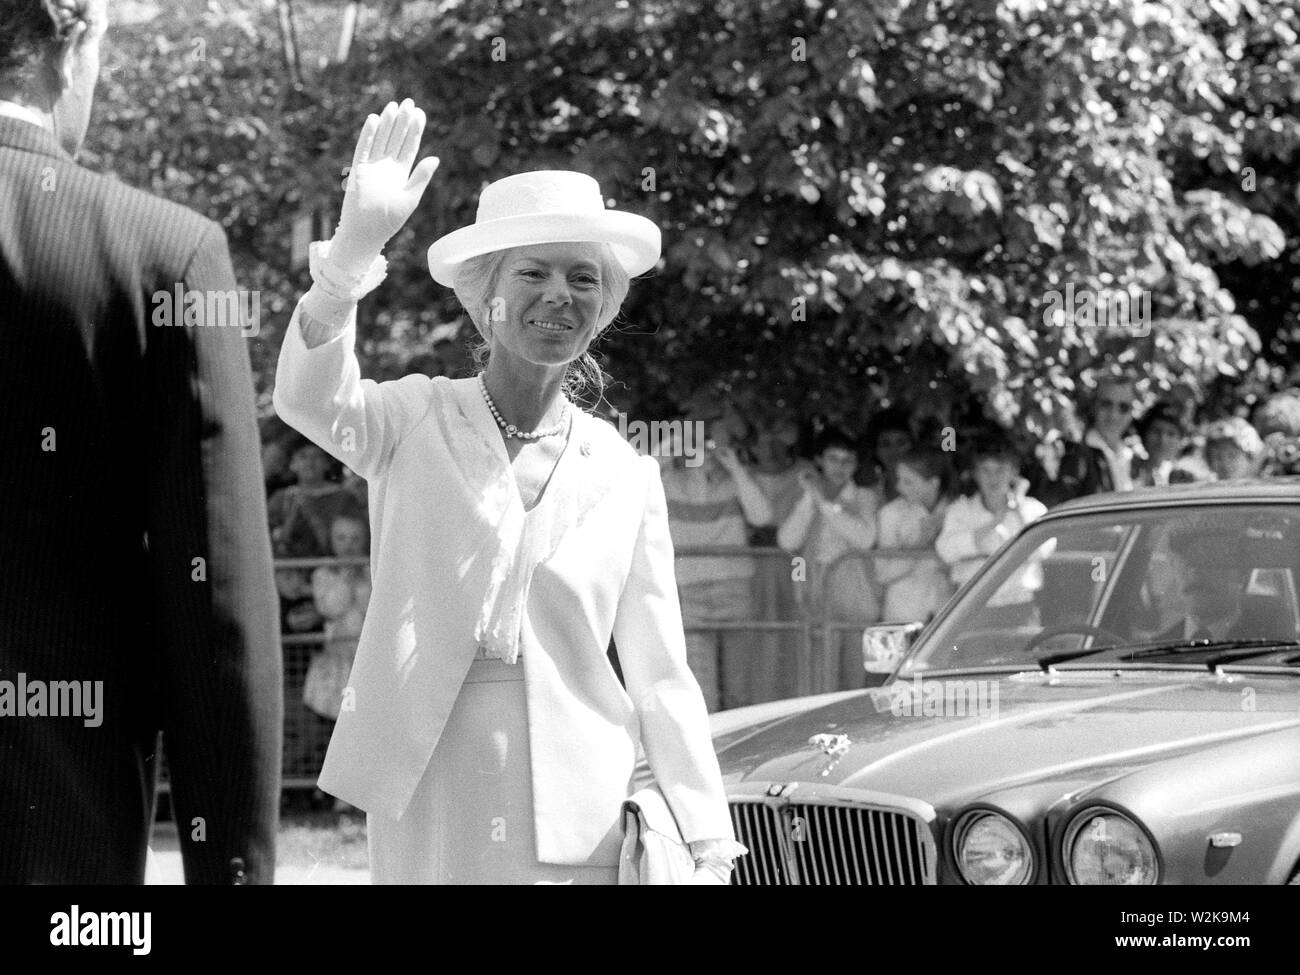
[87,0,1299,443]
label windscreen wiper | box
[1037,638,1297,672]
[1122,638,1300,662]
[1202,642,1300,672]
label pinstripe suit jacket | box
[0,116,282,884]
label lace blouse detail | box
[435,379,621,665]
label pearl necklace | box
[478,374,569,440]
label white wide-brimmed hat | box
[426,170,662,286]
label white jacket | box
[272,308,735,866]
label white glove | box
[328,98,440,274]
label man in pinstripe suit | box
[0,0,282,883]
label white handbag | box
[618,783,697,885]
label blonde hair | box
[451,243,631,405]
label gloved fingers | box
[372,100,402,158]
[350,113,380,175]
[381,98,416,160]
[395,105,426,170]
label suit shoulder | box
[70,166,216,231]
[59,165,223,260]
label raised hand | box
[797,466,822,496]
[330,99,441,271]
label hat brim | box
[427,211,662,287]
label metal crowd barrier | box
[673,545,944,705]
[246,546,946,787]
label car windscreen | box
[902,504,1300,673]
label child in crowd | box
[875,447,955,623]
[304,512,371,724]
[779,427,880,692]
[936,438,1047,625]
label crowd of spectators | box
[653,378,1300,710]
[258,362,1300,721]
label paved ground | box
[146,822,370,885]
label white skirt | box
[366,655,619,885]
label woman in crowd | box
[1204,416,1266,481]
[1132,401,1189,487]
[1035,372,1141,505]
[936,437,1047,627]
[661,410,773,711]
[779,427,881,692]
[1254,389,1300,476]
[875,446,955,623]
[863,407,914,502]
[745,410,815,702]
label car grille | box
[730,800,935,884]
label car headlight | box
[1064,809,1159,885]
[953,811,1034,885]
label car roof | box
[1044,476,1300,518]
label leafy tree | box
[86,0,1298,448]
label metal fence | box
[263,545,944,786]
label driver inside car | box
[1154,529,1255,643]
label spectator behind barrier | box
[746,410,816,703]
[305,512,371,724]
[779,426,881,692]
[1133,400,1190,487]
[1035,370,1142,506]
[876,446,956,623]
[662,411,773,711]
[1252,389,1300,477]
[936,436,1047,624]
[862,407,914,501]
[1203,416,1265,481]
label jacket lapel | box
[534,409,622,563]
[443,376,622,562]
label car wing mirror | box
[862,620,925,674]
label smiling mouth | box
[529,319,574,332]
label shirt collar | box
[1085,428,1136,490]
[0,100,47,128]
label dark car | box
[710,479,1300,884]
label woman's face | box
[875,428,913,470]
[1093,381,1136,440]
[818,446,858,490]
[488,242,607,369]
[1143,419,1183,463]
[973,457,1014,503]
[290,445,331,485]
[896,462,939,509]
